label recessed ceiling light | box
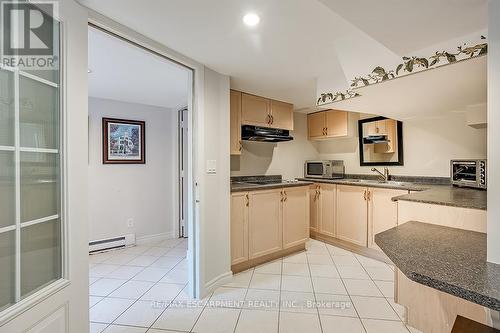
[243,13,260,27]
[88,69,93,73]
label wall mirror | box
[358,116,404,166]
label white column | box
[487,0,500,264]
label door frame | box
[86,17,201,298]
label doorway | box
[87,24,196,331]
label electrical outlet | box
[127,218,134,228]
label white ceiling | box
[88,27,189,109]
[81,0,487,110]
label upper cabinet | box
[230,90,242,155]
[308,110,348,140]
[240,92,294,130]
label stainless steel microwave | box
[304,160,345,179]
[451,159,486,189]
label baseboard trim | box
[204,271,233,294]
[136,231,176,245]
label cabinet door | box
[230,90,242,155]
[270,100,294,130]
[368,188,408,250]
[308,112,326,139]
[241,93,271,127]
[309,185,319,232]
[336,185,368,246]
[231,192,248,265]
[283,186,309,249]
[318,184,336,237]
[248,189,283,259]
[325,110,348,137]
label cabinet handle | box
[284,191,287,202]
[245,194,249,207]
[270,115,274,124]
[239,142,242,151]
[266,114,271,124]
[367,190,371,201]
[324,127,328,135]
[363,189,367,201]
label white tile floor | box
[89,238,417,333]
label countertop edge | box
[231,181,313,193]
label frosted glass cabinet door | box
[0,231,15,311]
[21,219,61,298]
[19,76,59,149]
[0,151,15,228]
[0,69,14,146]
[20,152,60,223]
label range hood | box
[241,125,293,143]
[363,135,390,144]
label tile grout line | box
[325,243,368,333]
[306,242,325,333]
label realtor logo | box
[1,1,58,70]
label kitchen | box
[228,33,496,332]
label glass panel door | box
[0,5,62,311]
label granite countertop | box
[392,186,487,210]
[231,175,313,193]
[375,221,500,311]
[297,177,431,191]
[231,180,313,192]
[299,177,487,210]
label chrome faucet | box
[371,167,390,182]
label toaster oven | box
[451,159,487,189]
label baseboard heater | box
[89,234,135,254]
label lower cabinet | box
[230,192,248,265]
[309,185,319,232]
[248,189,283,259]
[336,185,368,247]
[318,183,336,237]
[368,188,408,250]
[283,186,310,249]
[231,186,310,267]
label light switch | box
[206,160,217,174]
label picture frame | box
[102,117,146,164]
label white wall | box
[200,68,232,288]
[487,0,500,264]
[317,113,487,177]
[88,97,178,242]
[230,113,319,179]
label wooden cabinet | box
[241,93,271,127]
[308,110,348,140]
[318,184,336,237]
[283,186,310,249]
[270,100,294,130]
[367,188,408,250]
[248,188,283,259]
[309,185,320,232]
[336,185,368,247]
[230,192,248,265]
[308,112,326,139]
[230,90,242,155]
[240,92,294,130]
[326,111,348,137]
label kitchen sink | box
[344,179,413,186]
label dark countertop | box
[375,221,500,311]
[297,177,430,191]
[392,186,487,210]
[231,181,313,193]
[299,177,487,210]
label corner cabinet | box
[308,110,348,140]
[230,186,309,271]
[367,188,407,250]
[336,185,368,247]
[230,90,242,155]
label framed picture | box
[102,118,146,164]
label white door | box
[0,1,89,332]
